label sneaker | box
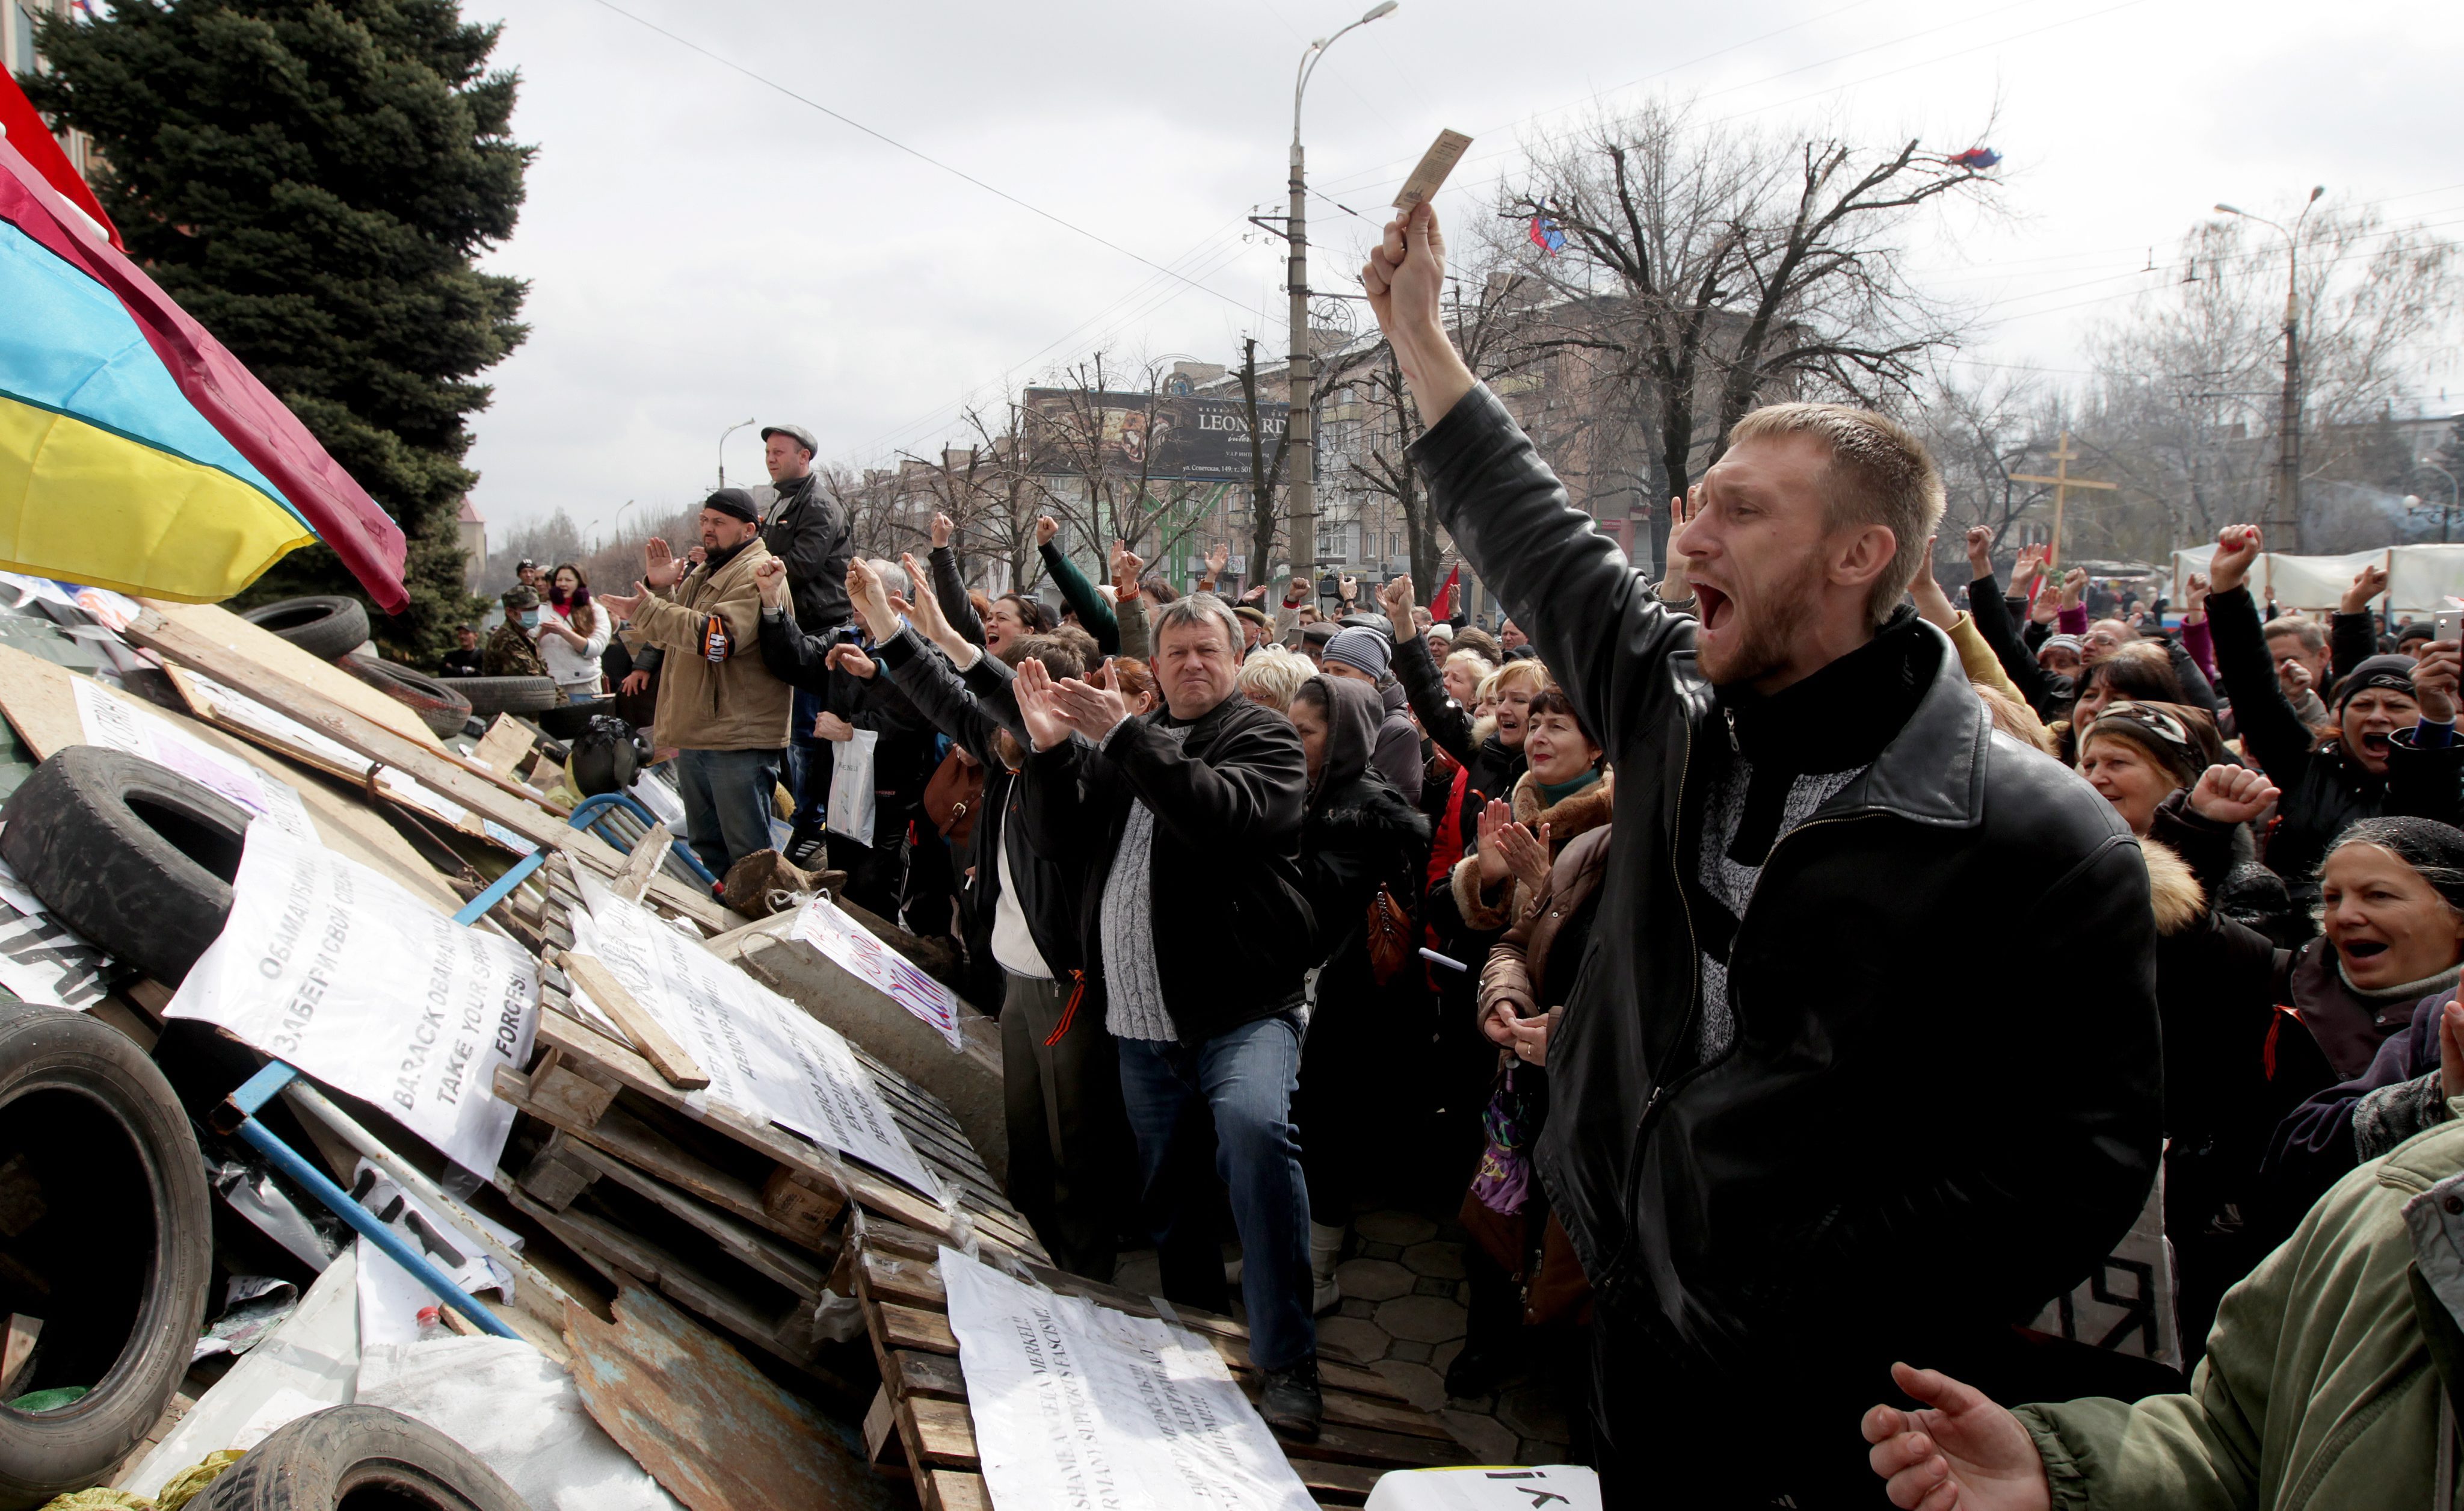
[1258,1356,1322,1442]
[784,827,827,868]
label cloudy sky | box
[460,0,2464,540]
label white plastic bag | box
[827,728,878,847]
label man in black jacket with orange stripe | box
[1363,205,2162,1506]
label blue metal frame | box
[567,790,718,888]
[218,1063,518,1339]
[451,847,547,927]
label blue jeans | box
[783,687,829,832]
[673,747,782,877]
[1115,1013,1314,1371]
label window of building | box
[8,4,33,73]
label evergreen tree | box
[24,0,531,663]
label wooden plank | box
[470,713,538,776]
[124,607,744,932]
[1,1314,39,1397]
[523,1093,842,1252]
[0,644,463,907]
[138,601,444,750]
[893,1396,1391,1501]
[612,823,672,903]
[559,1282,874,1511]
[558,1140,828,1299]
[559,951,710,1090]
[526,1009,1044,1263]
[882,1348,966,1402]
[920,1470,991,1511]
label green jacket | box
[2018,1116,2464,1510]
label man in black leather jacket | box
[1363,206,2162,1504]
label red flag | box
[1,70,120,250]
[1429,565,1460,620]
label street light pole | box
[2216,187,2324,552]
[718,416,757,491]
[1286,2,1397,599]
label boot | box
[1259,1356,1323,1442]
[1308,1222,1346,1316]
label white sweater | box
[536,601,610,690]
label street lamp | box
[717,416,757,491]
[1284,2,1399,595]
[2406,461,2461,543]
[2215,185,2325,551]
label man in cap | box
[1232,604,1272,658]
[597,489,792,879]
[1318,625,1423,801]
[754,423,858,864]
[1298,620,1337,666]
[485,587,558,688]
[442,623,482,678]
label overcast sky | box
[459,0,2464,541]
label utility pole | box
[1285,3,1397,598]
[2217,188,2324,552]
[718,416,756,491]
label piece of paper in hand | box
[165,825,540,1177]
[1393,129,1472,211]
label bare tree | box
[1913,371,2059,579]
[1494,99,2001,571]
[1023,351,1215,568]
[1236,337,1292,590]
[2084,202,2458,552]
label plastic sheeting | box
[2170,542,2464,614]
[354,1336,683,1511]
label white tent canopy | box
[2170,543,2464,616]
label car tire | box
[188,1406,528,1511]
[0,747,248,986]
[239,597,370,662]
[451,676,562,718]
[336,660,476,739]
[0,1003,212,1510]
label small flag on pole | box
[1528,214,1566,256]
[1948,147,2002,171]
[1431,565,1461,620]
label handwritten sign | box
[74,678,315,841]
[792,894,964,1049]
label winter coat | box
[536,599,610,691]
[1294,676,1429,995]
[754,614,941,832]
[1019,689,1315,1045]
[2208,582,2463,907]
[630,539,790,752]
[1370,678,1424,805]
[1415,382,2162,1429]
[1449,768,1616,934]
[751,472,854,632]
[2014,1117,2464,1511]
[869,629,1085,1001]
[1476,820,1613,1046]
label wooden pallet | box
[847,1221,1471,1511]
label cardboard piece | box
[1393,129,1472,211]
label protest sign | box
[792,894,964,1049]
[940,1246,1316,1511]
[0,851,109,1009]
[571,884,940,1200]
[73,678,315,841]
[166,826,538,1176]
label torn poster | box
[571,882,940,1200]
[792,894,964,1049]
[940,1246,1315,1511]
[0,851,109,1009]
[73,677,315,841]
[165,826,538,1176]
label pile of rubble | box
[0,582,1499,1511]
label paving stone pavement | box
[1104,1209,1576,1468]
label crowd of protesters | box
[489,202,2464,1501]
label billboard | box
[1020,389,1290,483]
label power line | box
[580,0,1258,314]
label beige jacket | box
[631,539,791,752]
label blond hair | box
[1727,402,1945,625]
[1236,647,1314,713]
[1482,659,1552,700]
[1443,647,1497,684]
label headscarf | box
[2083,700,2225,790]
[1299,673,1379,810]
[2324,815,2464,912]
[2332,654,2419,711]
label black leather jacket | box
[755,473,854,631]
[1414,385,2163,1383]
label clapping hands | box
[1012,656,1132,750]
